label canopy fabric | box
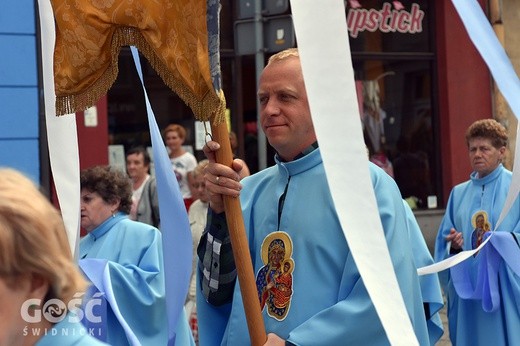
[51,0,225,123]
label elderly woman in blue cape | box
[78,165,194,345]
[434,119,520,345]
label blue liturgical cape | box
[198,148,434,345]
[434,165,520,345]
[403,201,444,345]
[79,213,194,345]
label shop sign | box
[347,2,425,38]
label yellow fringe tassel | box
[55,26,226,126]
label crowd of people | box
[2,48,520,345]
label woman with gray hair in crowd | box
[79,165,194,345]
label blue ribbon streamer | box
[451,233,520,312]
[130,47,192,346]
[451,0,520,118]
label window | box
[348,0,439,209]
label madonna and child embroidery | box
[256,231,294,321]
[471,210,491,250]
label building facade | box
[2,0,518,222]
[0,0,41,182]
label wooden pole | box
[210,121,267,346]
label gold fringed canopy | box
[51,0,225,123]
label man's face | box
[468,137,505,178]
[258,57,316,161]
[126,153,149,181]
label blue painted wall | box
[0,0,40,181]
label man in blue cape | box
[197,48,442,345]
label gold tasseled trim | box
[211,89,227,125]
[55,26,226,125]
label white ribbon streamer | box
[37,0,81,257]
[418,238,487,275]
[290,1,418,344]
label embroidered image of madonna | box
[471,211,491,249]
[256,231,294,321]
